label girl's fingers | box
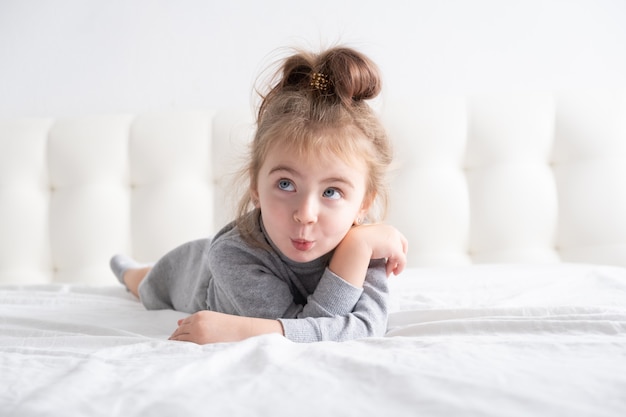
[386,248,407,276]
[386,259,398,277]
[170,321,191,340]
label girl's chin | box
[284,250,319,263]
[281,245,327,264]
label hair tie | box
[310,72,330,92]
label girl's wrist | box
[328,229,372,288]
[246,317,284,338]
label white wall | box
[1,0,625,118]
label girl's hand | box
[329,224,408,287]
[169,310,283,344]
[357,224,408,276]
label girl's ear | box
[356,192,375,224]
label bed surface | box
[2,263,625,417]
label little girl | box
[110,46,408,343]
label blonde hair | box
[236,46,393,241]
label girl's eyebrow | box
[268,164,356,189]
[268,165,297,176]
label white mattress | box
[1,263,625,417]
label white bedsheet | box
[1,264,625,417]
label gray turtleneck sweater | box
[138,211,389,343]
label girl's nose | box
[293,196,318,224]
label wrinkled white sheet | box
[1,263,626,417]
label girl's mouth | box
[291,239,314,251]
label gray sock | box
[109,254,152,287]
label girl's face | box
[252,143,371,263]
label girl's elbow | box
[358,314,388,338]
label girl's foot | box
[109,254,153,297]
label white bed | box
[1,90,626,416]
[2,263,625,416]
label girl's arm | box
[169,312,284,344]
[329,224,408,287]
[279,259,389,342]
[170,259,390,344]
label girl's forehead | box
[264,141,366,173]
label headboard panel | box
[384,91,626,267]
[1,91,625,284]
[553,92,626,265]
[465,93,557,264]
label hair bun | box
[319,47,382,105]
[278,46,382,106]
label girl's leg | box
[112,238,212,313]
[123,266,151,298]
[110,254,153,298]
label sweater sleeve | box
[279,259,389,343]
[297,267,364,317]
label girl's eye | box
[322,188,341,200]
[277,180,295,191]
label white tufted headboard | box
[1,90,625,284]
